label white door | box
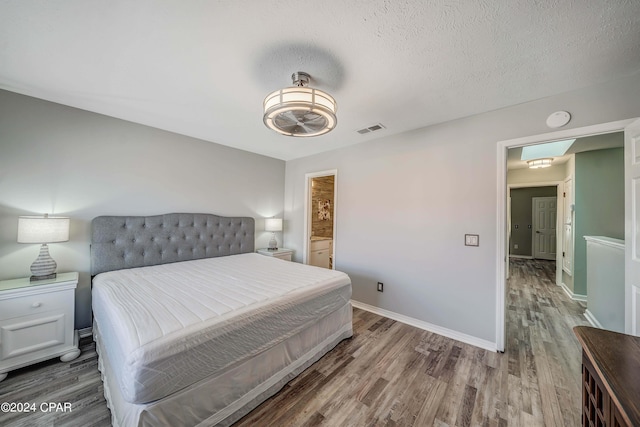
[625,118,640,335]
[532,197,557,260]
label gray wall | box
[573,147,624,296]
[0,90,285,329]
[284,71,640,344]
[510,187,556,257]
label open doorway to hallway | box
[507,133,623,299]
[496,120,634,350]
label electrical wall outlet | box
[514,244,519,249]
[377,282,384,292]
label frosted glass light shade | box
[527,158,553,169]
[17,216,70,243]
[265,218,283,232]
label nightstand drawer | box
[0,273,80,382]
[272,252,292,261]
[0,290,72,321]
[0,312,67,360]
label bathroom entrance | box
[304,170,337,269]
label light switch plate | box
[465,234,479,246]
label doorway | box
[496,118,636,351]
[304,170,337,269]
[507,183,563,286]
[509,187,558,261]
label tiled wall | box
[311,176,334,238]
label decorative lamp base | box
[268,232,278,251]
[30,244,57,280]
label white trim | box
[78,326,93,339]
[584,236,625,251]
[508,254,534,259]
[562,174,574,276]
[560,282,587,302]
[499,119,635,148]
[632,285,640,336]
[584,310,603,329]
[497,143,507,352]
[351,300,497,352]
[303,169,338,267]
[496,118,636,353]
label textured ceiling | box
[1,1,639,160]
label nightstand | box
[0,272,81,382]
[257,248,294,262]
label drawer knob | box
[31,302,42,308]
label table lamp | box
[17,214,70,280]
[265,218,282,251]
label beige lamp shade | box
[264,218,283,232]
[17,215,70,243]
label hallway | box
[505,258,591,425]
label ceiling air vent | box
[357,123,386,135]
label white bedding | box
[92,253,352,405]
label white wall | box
[284,71,640,345]
[0,90,285,329]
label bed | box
[90,213,353,426]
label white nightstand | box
[0,272,81,382]
[257,248,294,262]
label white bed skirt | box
[95,302,352,427]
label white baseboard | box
[584,310,603,329]
[350,300,496,352]
[560,282,587,302]
[509,254,534,259]
[78,327,93,339]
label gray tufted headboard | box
[91,213,255,276]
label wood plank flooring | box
[0,259,589,426]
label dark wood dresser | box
[573,326,640,427]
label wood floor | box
[0,259,589,426]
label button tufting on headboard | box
[91,213,255,276]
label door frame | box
[508,183,562,278]
[496,118,636,352]
[303,169,338,267]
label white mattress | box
[95,304,353,427]
[92,253,352,404]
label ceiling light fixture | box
[263,72,337,137]
[528,158,553,169]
